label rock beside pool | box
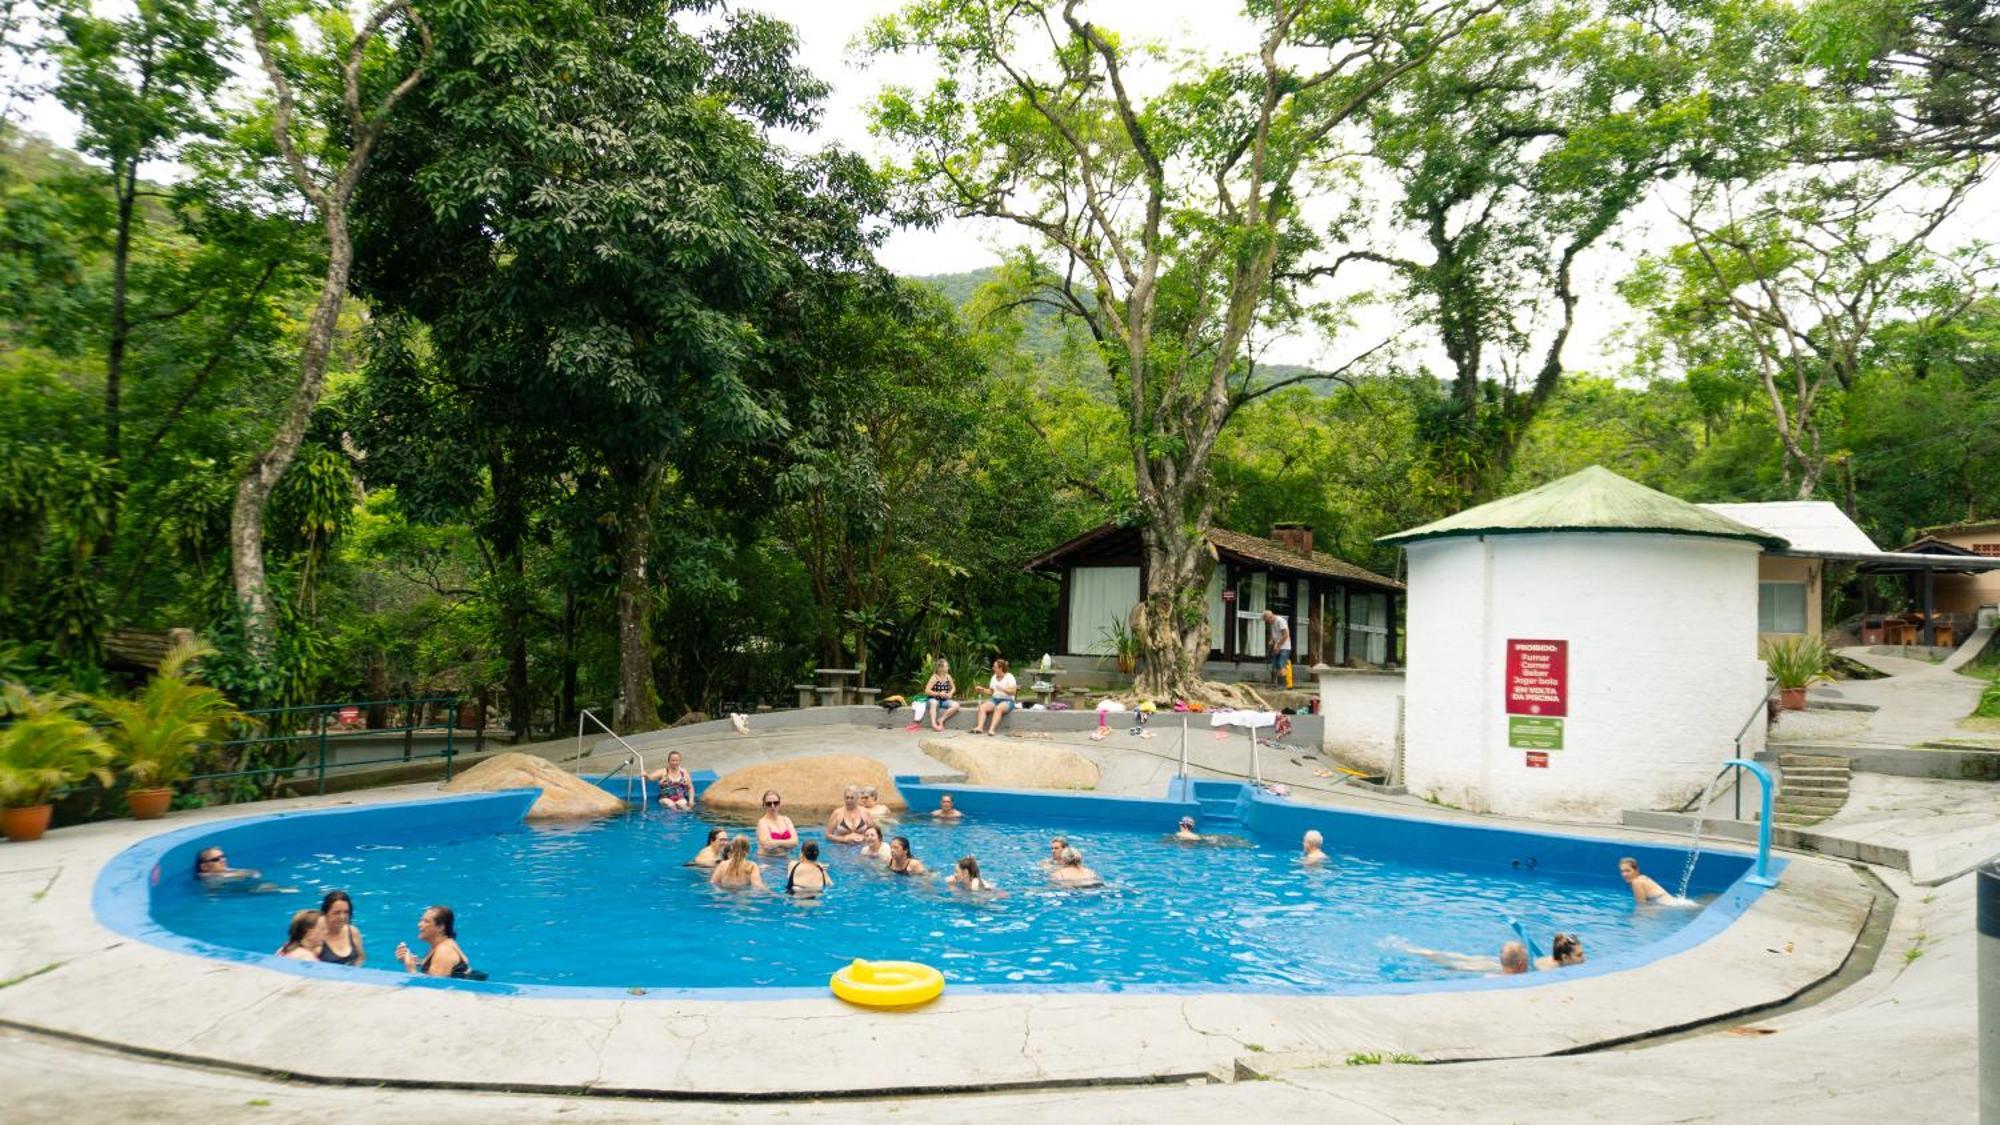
[921,739,1099,790]
[441,752,626,820]
[702,755,905,815]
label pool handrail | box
[1721,758,1779,887]
[575,708,648,807]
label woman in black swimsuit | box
[395,904,471,978]
[825,787,874,844]
[887,836,928,876]
[317,889,366,966]
[786,840,833,896]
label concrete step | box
[1781,770,1850,784]
[1782,776,1850,791]
[1777,796,1849,813]
[1778,754,1852,768]
[1773,811,1830,826]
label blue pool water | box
[145,799,1718,993]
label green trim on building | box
[1378,466,1789,551]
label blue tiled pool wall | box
[891,776,1761,896]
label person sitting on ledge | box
[711,837,768,891]
[1172,816,1203,842]
[931,793,964,821]
[276,909,326,962]
[861,786,894,821]
[1619,857,1695,907]
[857,824,892,862]
[786,840,833,897]
[1300,830,1329,867]
[887,836,928,876]
[1049,847,1101,887]
[646,750,695,811]
[756,791,798,855]
[395,905,472,978]
[690,827,730,868]
[317,890,366,967]
[826,786,875,844]
[969,658,1018,736]
[947,855,995,892]
[194,845,260,884]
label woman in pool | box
[317,890,366,966]
[1049,847,1101,886]
[276,909,326,962]
[689,827,730,867]
[1619,857,1695,907]
[969,658,1018,736]
[786,840,833,896]
[887,836,928,876]
[394,905,471,978]
[946,855,994,891]
[756,791,798,855]
[1300,830,1328,867]
[858,824,892,862]
[711,837,768,891]
[647,750,695,811]
[825,786,875,844]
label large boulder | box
[921,738,1099,790]
[701,755,906,816]
[441,752,625,820]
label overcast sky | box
[11,0,1996,375]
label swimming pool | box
[98,780,1777,997]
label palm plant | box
[1761,636,1831,691]
[98,640,245,791]
[0,684,115,809]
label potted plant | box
[98,640,245,820]
[1762,636,1831,711]
[1100,618,1142,676]
[0,685,115,841]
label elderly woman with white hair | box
[825,785,874,844]
[1301,830,1329,867]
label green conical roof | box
[1378,466,1788,550]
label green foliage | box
[0,683,115,807]
[1762,636,1832,690]
[96,639,246,789]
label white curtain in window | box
[1207,570,1226,647]
[1069,566,1142,654]
[1759,582,1808,634]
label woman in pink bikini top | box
[757,790,798,855]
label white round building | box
[1378,466,1783,823]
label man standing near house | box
[1262,609,1292,686]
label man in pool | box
[931,794,963,821]
[1049,846,1101,886]
[1300,829,1328,867]
[1172,816,1203,842]
[1399,935,1580,975]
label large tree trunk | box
[488,451,532,743]
[1130,489,1216,700]
[103,158,139,546]
[612,456,666,732]
[559,579,578,734]
[228,208,353,659]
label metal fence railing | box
[185,696,471,796]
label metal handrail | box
[574,708,647,806]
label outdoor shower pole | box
[1982,861,2000,1123]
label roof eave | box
[1378,525,1788,552]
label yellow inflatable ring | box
[829,958,945,1008]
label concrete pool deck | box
[0,728,1882,1100]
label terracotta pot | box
[127,786,174,820]
[2,804,53,843]
[1779,686,1808,711]
[1115,655,1136,675]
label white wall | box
[1402,533,1768,822]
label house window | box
[1758,581,1808,634]
[1974,543,2000,557]
[1068,566,1141,655]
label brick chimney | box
[1270,522,1313,556]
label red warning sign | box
[1525,751,1550,768]
[1505,639,1568,717]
